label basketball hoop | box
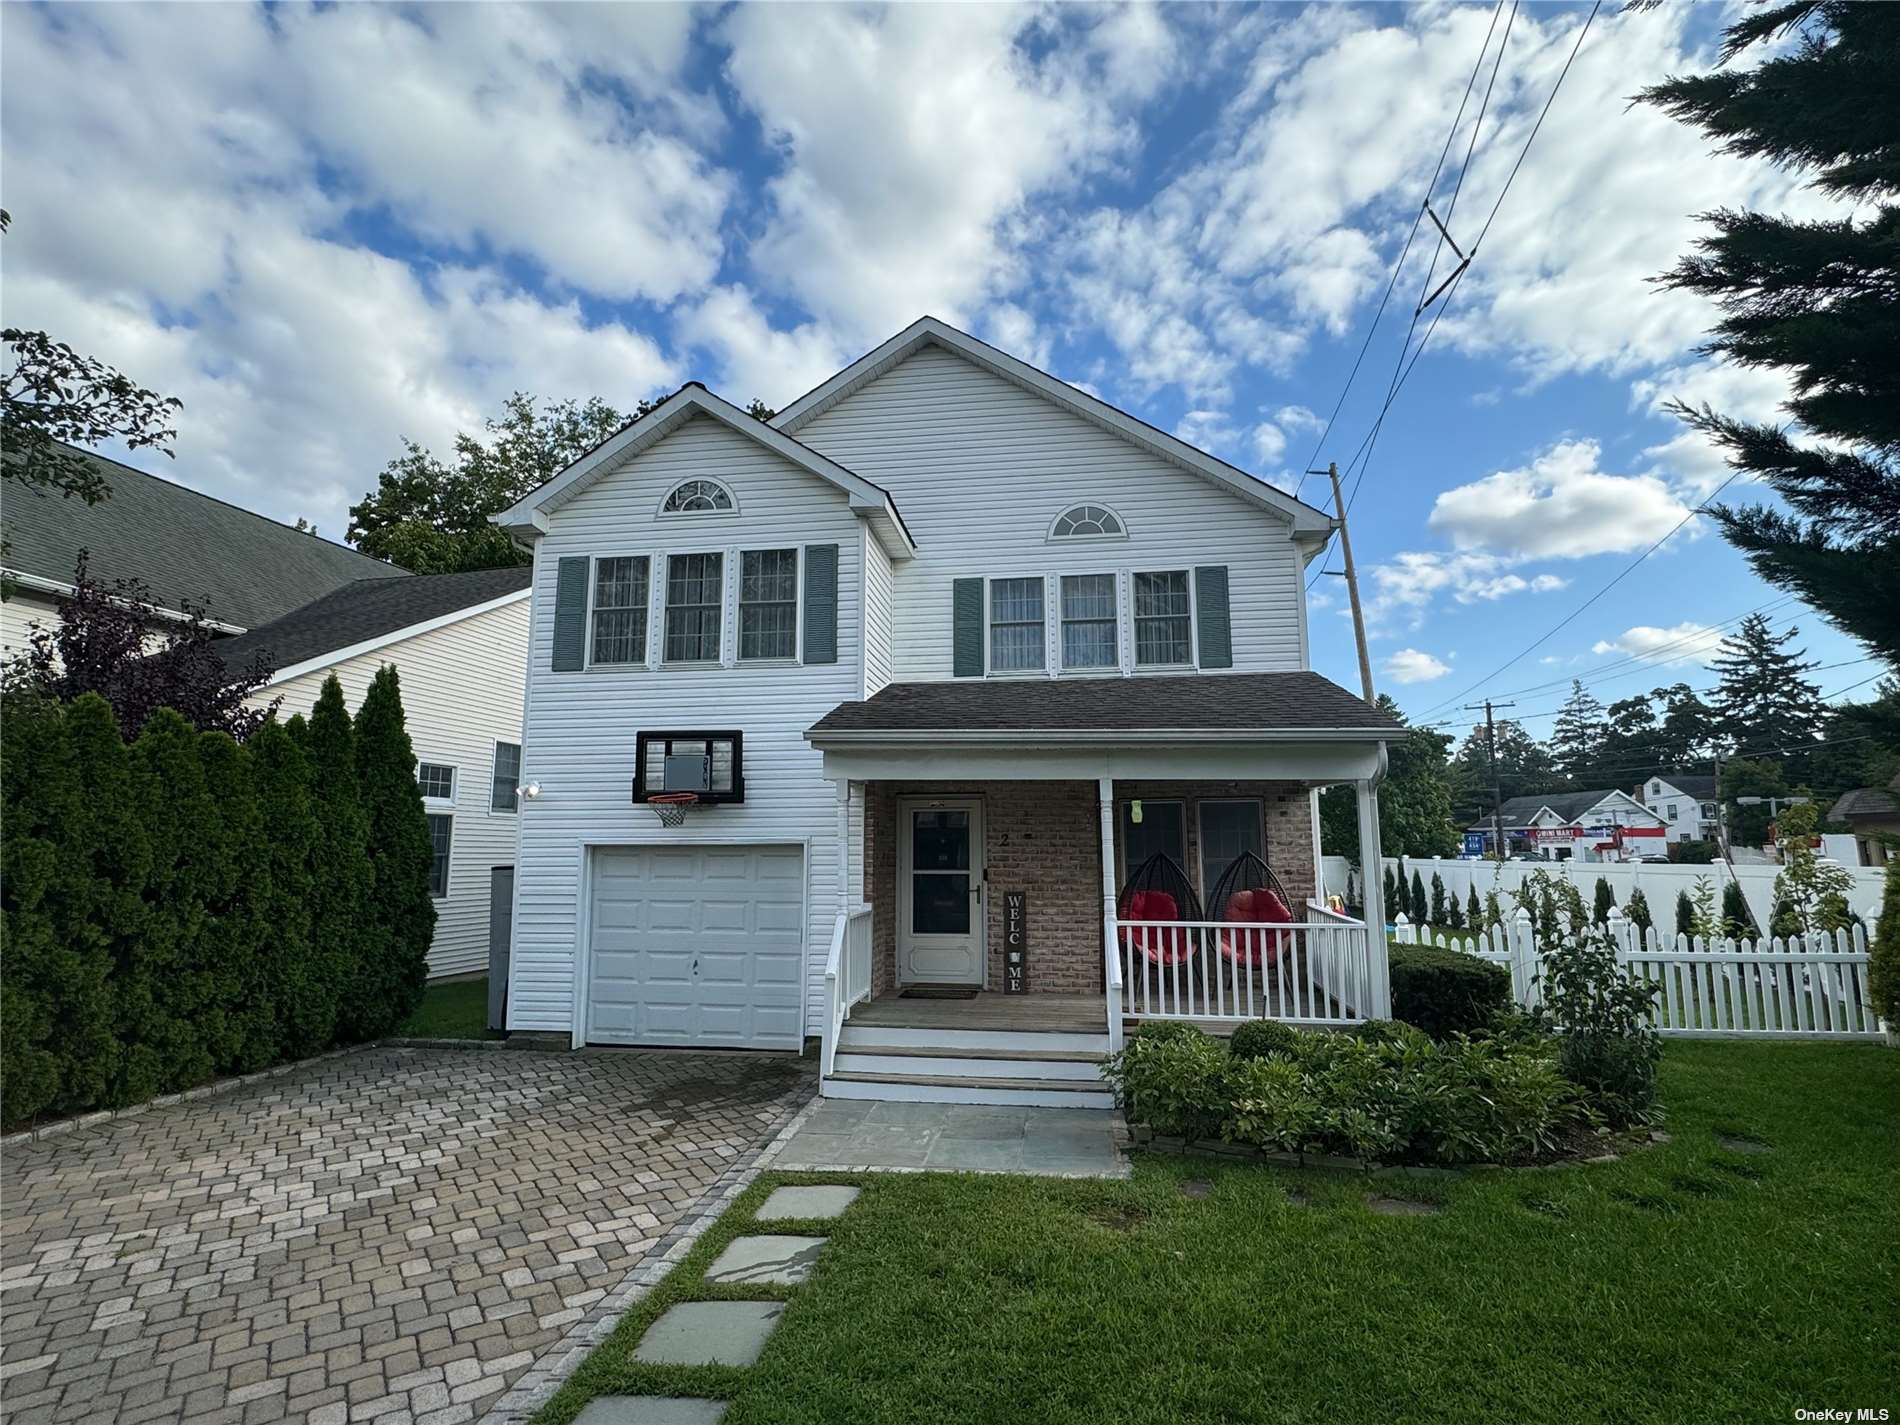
[647,791,699,828]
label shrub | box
[300,685,377,1043]
[1409,868,1429,926]
[1592,877,1614,927]
[1228,1019,1299,1061]
[1383,866,1399,921]
[1445,889,1465,931]
[1466,884,1483,929]
[1721,880,1753,938]
[1674,889,1695,939]
[353,667,435,1037]
[1871,857,1899,1029]
[1625,887,1653,934]
[1101,1025,1229,1139]
[1535,921,1662,1126]
[1388,944,1511,1039]
[252,721,329,1059]
[1430,873,1448,926]
[1354,1018,1431,1051]
[1666,838,1717,865]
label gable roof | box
[1472,788,1653,829]
[1829,785,1900,821]
[1643,773,1717,799]
[492,384,914,559]
[2,444,405,630]
[773,317,1337,541]
[214,565,531,686]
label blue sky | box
[0,1,1878,741]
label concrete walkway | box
[770,1099,1128,1177]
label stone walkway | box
[772,1099,1128,1177]
[0,1045,812,1425]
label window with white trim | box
[590,555,649,665]
[491,742,522,813]
[1199,800,1264,902]
[417,763,455,802]
[1120,800,1186,878]
[739,549,797,660]
[664,552,724,663]
[1133,570,1192,666]
[989,577,1045,672]
[426,813,452,898]
[660,479,734,514]
[1060,573,1117,670]
[1049,504,1125,540]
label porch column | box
[1099,775,1123,1050]
[836,778,853,918]
[1355,777,1392,1018]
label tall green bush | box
[1870,857,1898,1030]
[1592,877,1615,927]
[1674,888,1696,940]
[1383,866,1399,921]
[253,720,328,1058]
[304,678,378,1042]
[353,667,435,1036]
[1409,868,1429,925]
[1721,880,1753,938]
[197,731,273,1073]
[1626,887,1653,935]
[1466,884,1484,930]
[1430,872,1448,926]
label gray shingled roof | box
[1644,773,1717,798]
[211,565,531,676]
[1829,786,1900,821]
[2,444,404,628]
[809,672,1401,736]
[1469,789,1629,829]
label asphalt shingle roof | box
[1470,789,1628,829]
[1644,773,1717,798]
[213,565,531,676]
[1,444,404,628]
[809,672,1401,735]
[1829,786,1900,821]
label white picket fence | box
[1394,911,1886,1041]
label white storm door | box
[896,799,985,985]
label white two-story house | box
[1636,773,1720,844]
[494,318,1401,1106]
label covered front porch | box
[807,673,1400,1103]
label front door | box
[897,798,985,985]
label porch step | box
[838,1024,1111,1055]
[822,1071,1116,1109]
[833,1049,1105,1081]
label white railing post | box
[1394,911,1413,944]
[1098,775,1123,1052]
[1510,908,1539,1011]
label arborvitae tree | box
[302,680,375,1041]
[1383,866,1399,920]
[1675,888,1697,942]
[1721,880,1754,939]
[1429,873,1448,926]
[1409,868,1429,927]
[1710,615,1824,766]
[1593,877,1615,927]
[1466,884,1483,931]
[252,720,328,1057]
[1550,681,1608,784]
[353,667,436,1034]
[1639,2,1900,664]
[128,708,221,1095]
[197,731,272,1073]
[1445,885,1466,931]
[1626,887,1654,936]
[1869,855,1898,1028]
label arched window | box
[660,479,736,515]
[1048,503,1126,540]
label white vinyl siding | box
[251,596,528,978]
[510,412,862,1038]
[790,343,1305,679]
[862,525,895,698]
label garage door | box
[586,845,805,1049]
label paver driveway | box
[1,1045,812,1425]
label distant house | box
[1635,773,1719,844]
[220,567,532,979]
[0,443,405,656]
[1467,788,1668,863]
[1827,776,1900,867]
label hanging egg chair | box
[1208,850,1299,968]
[1116,851,1203,967]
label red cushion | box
[1123,889,1179,922]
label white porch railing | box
[822,904,874,1076]
[1117,912,1383,1028]
[1104,911,1125,1052]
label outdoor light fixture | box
[519,782,541,801]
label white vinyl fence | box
[1394,912,1886,1041]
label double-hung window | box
[1060,574,1117,670]
[988,577,1046,672]
[417,762,455,802]
[739,549,798,660]
[1133,570,1192,667]
[491,741,522,812]
[591,556,649,665]
[665,553,724,663]
[426,814,452,898]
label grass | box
[533,1041,1898,1424]
[396,976,498,1039]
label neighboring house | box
[1,442,405,656]
[1635,773,1720,844]
[221,567,532,979]
[1827,776,1900,867]
[1468,789,1668,862]
[493,316,1403,1106]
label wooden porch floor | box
[849,991,1107,1034]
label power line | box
[1823,670,1891,701]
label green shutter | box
[803,543,838,664]
[552,557,588,671]
[952,578,984,677]
[1195,565,1232,669]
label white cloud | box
[1385,648,1453,684]
[1251,422,1289,467]
[1629,360,1796,496]
[1427,439,1692,560]
[1363,548,1570,630]
[674,286,848,410]
[1590,622,1727,668]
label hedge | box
[0,675,434,1129]
[1388,943,1511,1039]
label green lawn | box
[535,1041,1898,1424]
[397,976,498,1039]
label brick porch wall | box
[860,780,1317,998]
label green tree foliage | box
[1720,757,1792,847]
[251,721,328,1059]
[1429,872,1448,926]
[1721,879,1754,938]
[1639,2,1900,663]
[301,681,378,1042]
[1593,877,1615,927]
[1444,882,1465,930]
[1319,696,1458,861]
[1450,717,1554,825]
[1674,889,1696,941]
[1770,802,1857,938]
[353,667,435,1035]
[197,731,273,1072]
[1625,887,1654,935]
[1383,866,1399,920]
[1550,682,1606,785]
[1710,615,1825,771]
[1870,857,1899,1027]
[1466,883,1484,931]
[1409,868,1429,927]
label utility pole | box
[1312,462,1374,703]
[1465,699,1515,859]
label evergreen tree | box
[353,667,435,1034]
[1626,887,1654,936]
[1445,885,1465,931]
[1451,718,1555,824]
[1550,681,1607,784]
[1466,883,1484,931]
[1870,857,1899,1029]
[1409,868,1429,927]
[1430,872,1448,926]
[1710,615,1824,764]
[1675,888,1696,942]
[1720,756,1792,847]
[1593,877,1615,927]
[1640,3,1900,663]
[1383,866,1399,920]
[1654,683,1723,768]
[251,720,328,1058]
[1721,880,1754,938]
[1317,696,1458,859]
[197,731,271,1073]
[303,680,375,1041]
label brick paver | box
[1,1045,812,1424]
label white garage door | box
[586,845,805,1049]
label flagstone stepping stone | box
[706,1235,828,1286]
[1716,1134,1771,1155]
[1367,1195,1441,1217]
[757,1185,860,1221]
[1179,1179,1213,1200]
[575,1398,728,1425]
[633,1302,785,1367]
